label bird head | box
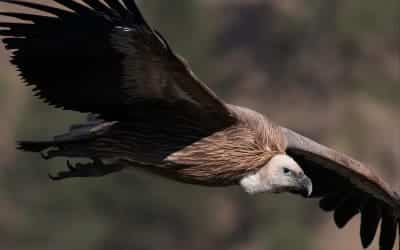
[240,154,312,197]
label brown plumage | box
[150,106,285,185]
[1,1,399,249]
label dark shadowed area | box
[0,0,399,250]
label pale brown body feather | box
[146,106,284,184]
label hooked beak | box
[299,175,313,197]
[291,175,313,197]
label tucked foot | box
[41,152,51,160]
[40,148,62,160]
[49,158,124,181]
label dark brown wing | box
[282,127,400,250]
[0,0,232,124]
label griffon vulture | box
[0,0,399,249]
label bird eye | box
[283,167,291,175]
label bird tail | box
[17,115,116,155]
[17,140,56,152]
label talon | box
[48,173,60,181]
[47,160,123,180]
[66,160,75,171]
[75,163,84,168]
[41,152,50,160]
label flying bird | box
[0,0,399,249]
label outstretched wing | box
[0,0,233,124]
[283,127,400,250]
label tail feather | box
[17,119,116,153]
[17,140,56,152]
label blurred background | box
[0,0,399,249]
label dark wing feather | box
[0,0,233,125]
[282,127,400,250]
[360,198,381,248]
[380,213,397,250]
[319,191,347,211]
[333,193,361,228]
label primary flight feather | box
[0,1,399,249]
